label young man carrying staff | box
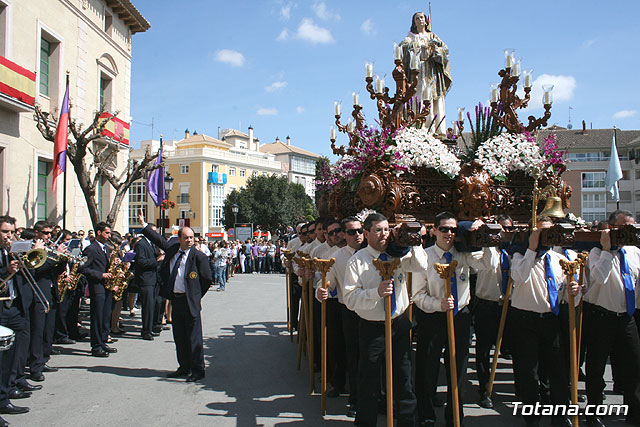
[343,212,428,427]
[412,212,491,427]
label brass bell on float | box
[539,196,565,218]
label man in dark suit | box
[139,210,212,382]
[80,222,117,358]
[29,220,64,382]
[133,227,159,340]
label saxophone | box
[104,251,120,291]
[112,262,133,301]
[57,262,83,303]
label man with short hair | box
[80,222,117,358]
[343,212,429,427]
[139,211,212,382]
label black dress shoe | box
[43,365,58,373]
[30,372,44,382]
[103,345,117,353]
[17,382,42,392]
[50,348,61,355]
[91,349,109,358]
[167,369,189,378]
[479,393,494,409]
[186,373,204,382]
[142,334,154,341]
[0,415,8,427]
[54,337,76,345]
[8,390,31,399]
[151,332,160,336]
[346,408,356,418]
[152,326,162,334]
[586,416,605,427]
[0,403,30,414]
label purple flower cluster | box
[539,133,567,166]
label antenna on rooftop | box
[567,106,573,129]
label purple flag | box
[146,143,164,207]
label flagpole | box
[62,74,69,230]
[615,127,619,210]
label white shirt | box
[510,249,568,314]
[413,245,492,313]
[343,245,428,321]
[198,243,211,257]
[586,246,640,313]
[310,243,339,291]
[171,247,191,294]
[475,247,505,303]
[326,245,357,304]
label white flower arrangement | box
[567,212,587,227]
[388,127,461,178]
[475,133,546,180]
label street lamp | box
[231,203,239,226]
[161,173,174,236]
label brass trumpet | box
[0,248,51,313]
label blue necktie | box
[169,251,185,291]
[544,253,559,316]
[500,249,510,295]
[379,253,396,315]
[329,285,337,298]
[619,248,636,316]
[444,251,459,315]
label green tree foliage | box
[222,175,316,230]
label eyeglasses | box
[300,231,308,236]
[40,231,52,235]
[437,226,457,234]
[327,228,342,236]
[346,228,364,236]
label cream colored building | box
[129,128,284,237]
[260,136,320,198]
[0,0,149,231]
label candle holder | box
[488,66,551,134]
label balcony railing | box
[178,194,190,204]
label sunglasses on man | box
[346,228,364,236]
[327,228,342,236]
[437,226,457,234]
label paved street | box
[7,273,628,426]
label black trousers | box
[67,287,82,340]
[0,304,26,407]
[152,289,165,332]
[89,290,113,351]
[55,293,72,340]
[290,275,301,331]
[327,298,346,390]
[355,312,416,427]
[342,303,360,406]
[415,308,471,425]
[473,298,501,396]
[510,307,569,422]
[29,286,56,374]
[585,302,640,420]
[171,295,204,376]
[139,285,155,335]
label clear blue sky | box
[129,0,640,158]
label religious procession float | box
[316,11,571,226]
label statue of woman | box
[400,12,452,135]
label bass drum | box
[0,325,15,351]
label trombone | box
[0,248,51,313]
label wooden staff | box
[487,277,513,396]
[303,256,316,394]
[560,259,580,427]
[282,249,294,341]
[576,253,588,357]
[372,257,401,427]
[314,257,336,416]
[293,256,310,371]
[434,260,460,427]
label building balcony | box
[0,55,36,113]
[178,194,190,204]
[167,147,282,171]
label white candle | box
[334,101,341,116]
[330,127,336,140]
[376,78,384,94]
[543,91,552,105]
[347,120,354,132]
[452,121,459,134]
[504,49,514,68]
[523,70,532,88]
[410,51,419,71]
[394,43,401,61]
[491,87,499,103]
[512,62,520,77]
[365,63,373,78]
[353,92,359,106]
[457,107,465,122]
